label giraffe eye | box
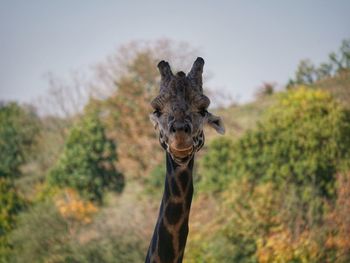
[153,109,162,117]
[199,109,208,117]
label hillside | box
[211,70,350,142]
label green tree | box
[198,137,235,193]
[0,102,36,261]
[48,111,124,201]
[329,39,350,73]
[0,102,39,179]
[295,59,317,85]
[288,39,350,87]
[316,62,333,80]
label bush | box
[232,87,350,198]
[0,178,26,262]
[48,112,124,202]
[64,234,146,263]
[9,201,71,263]
[9,198,146,263]
[222,181,278,263]
[220,179,323,263]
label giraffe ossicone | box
[145,57,225,263]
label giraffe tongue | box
[169,145,194,158]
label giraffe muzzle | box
[169,144,194,158]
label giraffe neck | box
[145,152,194,263]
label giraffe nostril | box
[184,124,191,134]
[170,122,191,134]
[170,124,176,133]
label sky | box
[1,0,349,107]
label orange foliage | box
[257,229,318,263]
[55,188,98,224]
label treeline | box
[288,39,350,86]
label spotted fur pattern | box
[145,154,194,263]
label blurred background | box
[1,1,350,262]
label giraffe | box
[145,57,225,263]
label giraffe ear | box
[206,112,225,134]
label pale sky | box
[1,0,349,106]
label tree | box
[288,39,350,87]
[316,63,333,80]
[329,39,350,73]
[102,51,161,178]
[91,40,198,179]
[254,82,275,99]
[294,59,317,85]
[48,111,124,202]
[0,102,36,261]
[0,102,39,179]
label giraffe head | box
[150,57,225,164]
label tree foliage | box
[55,188,98,225]
[194,87,350,262]
[0,102,39,179]
[9,201,71,263]
[324,172,350,262]
[92,40,198,179]
[233,88,350,198]
[198,137,235,193]
[103,52,161,178]
[48,111,124,201]
[0,178,26,262]
[0,102,36,261]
